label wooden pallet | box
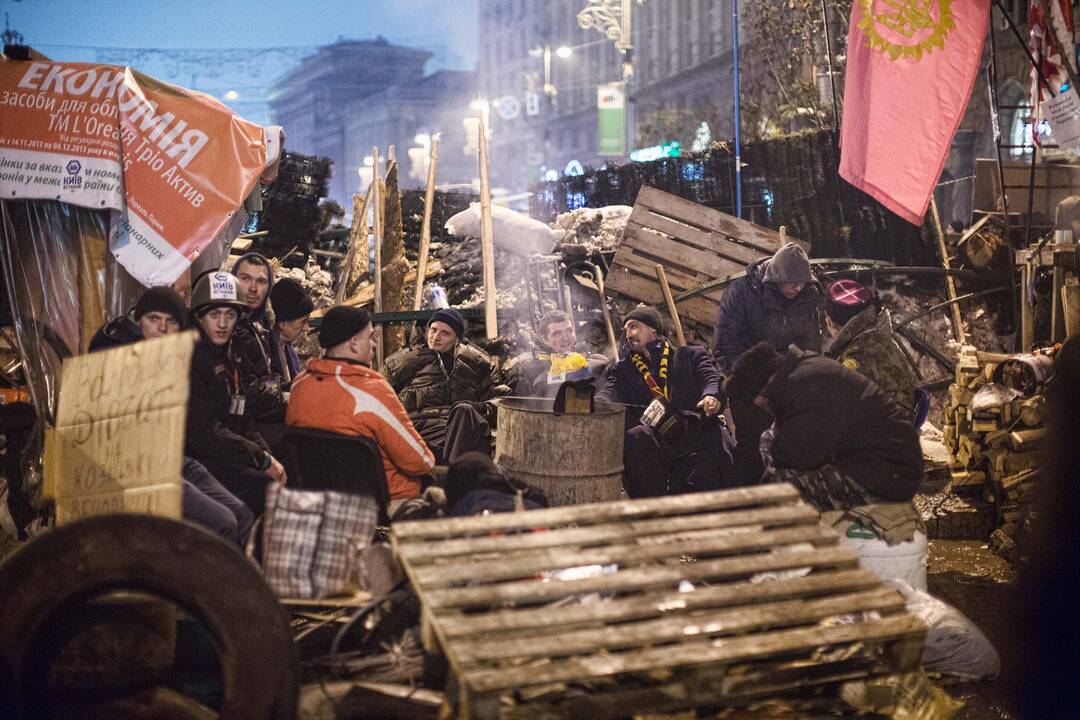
[606,186,807,325]
[391,484,926,719]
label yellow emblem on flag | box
[842,357,860,370]
[858,0,956,61]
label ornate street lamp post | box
[577,0,641,155]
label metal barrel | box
[493,397,625,507]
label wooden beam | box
[371,146,384,368]
[655,264,686,346]
[335,186,372,305]
[477,113,497,339]
[412,133,441,312]
[930,196,966,344]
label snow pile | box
[552,205,632,252]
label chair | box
[282,427,390,523]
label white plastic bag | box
[445,203,564,256]
[889,580,1001,680]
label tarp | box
[0,58,282,285]
[839,0,989,225]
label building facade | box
[268,38,476,207]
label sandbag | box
[889,580,1001,680]
[445,203,564,256]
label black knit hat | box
[134,286,188,328]
[318,306,372,349]
[270,278,315,322]
[429,308,465,339]
[723,342,783,403]
[624,305,664,334]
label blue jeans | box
[182,458,255,545]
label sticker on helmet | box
[210,273,237,300]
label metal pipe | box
[732,0,743,218]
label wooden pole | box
[412,133,441,312]
[371,146,384,368]
[593,268,620,361]
[655,264,686,346]
[336,187,372,304]
[477,113,497,339]
[930,196,966,345]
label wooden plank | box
[623,227,746,284]
[400,504,819,564]
[613,246,710,294]
[634,186,808,253]
[439,568,883,639]
[413,524,838,588]
[424,547,858,609]
[605,266,717,325]
[465,613,925,692]
[453,588,905,663]
[625,215,764,269]
[393,484,801,540]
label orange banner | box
[0,58,281,285]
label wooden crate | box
[606,186,808,325]
[391,484,926,719]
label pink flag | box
[839,1,990,225]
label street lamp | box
[577,0,642,153]
[529,44,573,105]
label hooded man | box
[186,271,286,518]
[712,242,823,484]
[230,252,287,422]
[87,285,254,544]
[597,306,733,498]
[89,286,190,351]
[384,307,510,464]
[506,309,608,398]
[287,306,435,504]
[824,279,921,420]
[268,277,315,387]
[724,343,921,513]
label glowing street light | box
[555,46,573,59]
[224,89,239,100]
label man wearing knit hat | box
[287,306,435,504]
[268,277,315,388]
[824,279,921,420]
[723,342,921,515]
[89,286,190,351]
[597,305,733,498]
[384,307,510,463]
[712,242,823,484]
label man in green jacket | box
[824,279,920,419]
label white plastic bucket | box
[837,523,928,591]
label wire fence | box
[529,129,940,265]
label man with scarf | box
[507,309,608,398]
[597,306,733,498]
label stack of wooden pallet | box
[391,484,926,719]
[944,346,1044,555]
[605,186,807,327]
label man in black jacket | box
[712,243,823,484]
[186,271,287,517]
[723,343,921,511]
[597,306,733,498]
[88,286,254,544]
[384,308,510,464]
[507,309,608,398]
[230,252,287,423]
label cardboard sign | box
[44,331,195,524]
[0,59,280,286]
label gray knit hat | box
[762,244,812,284]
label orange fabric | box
[286,358,435,500]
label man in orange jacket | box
[286,306,435,502]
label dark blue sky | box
[6,0,479,124]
